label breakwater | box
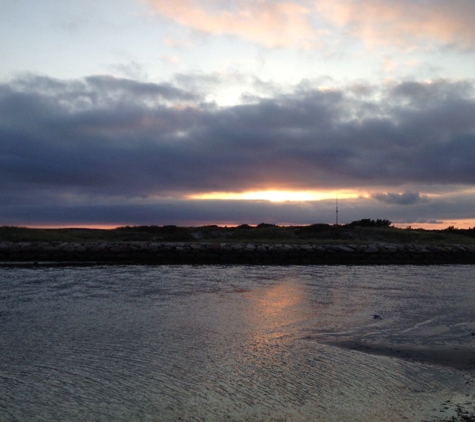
[1,241,475,265]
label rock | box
[337,246,354,253]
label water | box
[1,265,475,421]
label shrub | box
[348,219,392,228]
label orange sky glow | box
[188,190,361,202]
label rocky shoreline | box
[1,241,475,265]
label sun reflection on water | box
[243,280,308,341]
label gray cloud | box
[1,75,475,225]
[1,195,474,227]
[372,192,429,206]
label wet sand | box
[326,334,475,421]
[329,340,475,371]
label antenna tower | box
[336,196,339,225]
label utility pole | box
[336,196,339,225]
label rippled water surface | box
[1,265,475,421]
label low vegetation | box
[1,220,475,244]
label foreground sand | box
[332,340,475,371]
[326,324,475,421]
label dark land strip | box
[1,241,475,265]
[1,224,475,265]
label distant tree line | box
[347,218,392,228]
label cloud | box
[160,55,180,65]
[372,192,429,205]
[147,0,475,51]
[2,195,475,227]
[317,0,475,50]
[146,0,317,48]
[1,74,475,225]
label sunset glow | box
[392,219,475,231]
[189,190,360,202]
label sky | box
[1,0,475,229]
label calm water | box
[1,265,475,421]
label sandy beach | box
[325,322,475,421]
[330,330,475,372]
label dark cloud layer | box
[372,191,429,206]
[1,74,475,225]
[1,195,474,227]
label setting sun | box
[188,190,359,202]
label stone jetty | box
[1,241,475,265]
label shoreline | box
[326,340,475,372]
[1,241,475,265]
[327,339,475,421]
